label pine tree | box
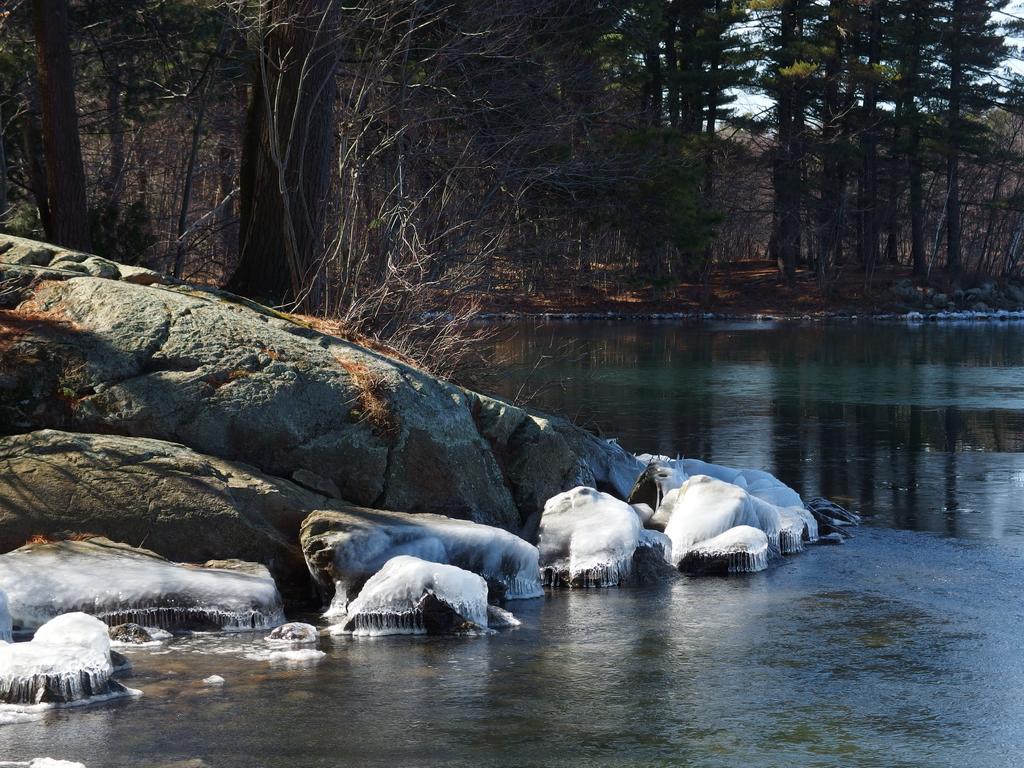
[937,0,1008,275]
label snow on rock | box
[202,675,225,685]
[0,590,11,643]
[266,623,319,645]
[301,508,542,616]
[538,487,649,588]
[0,759,89,768]
[340,556,491,636]
[0,614,123,705]
[676,526,770,575]
[0,538,285,633]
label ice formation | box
[538,487,648,587]
[638,529,672,561]
[0,613,125,705]
[267,648,326,663]
[661,476,760,564]
[266,623,319,645]
[0,538,285,633]
[630,503,655,527]
[0,589,11,643]
[676,526,771,575]
[317,514,542,615]
[340,556,491,636]
[634,454,806,510]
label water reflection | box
[487,320,1024,538]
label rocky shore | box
[0,234,854,715]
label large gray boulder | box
[0,235,643,529]
[0,430,324,588]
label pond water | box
[4,320,1024,767]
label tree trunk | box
[771,0,802,286]
[858,0,882,279]
[816,0,845,285]
[945,0,963,276]
[642,45,663,127]
[663,2,680,128]
[31,0,91,250]
[229,0,340,308]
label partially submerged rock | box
[0,538,285,633]
[107,624,154,645]
[266,622,319,645]
[538,487,668,588]
[339,556,495,636]
[0,613,126,705]
[300,506,542,615]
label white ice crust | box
[538,487,645,587]
[343,556,490,636]
[0,540,285,632]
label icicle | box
[0,589,11,643]
[676,526,770,576]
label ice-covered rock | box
[485,604,521,629]
[32,614,111,659]
[538,487,659,588]
[301,506,542,615]
[676,526,771,575]
[0,613,125,705]
[661,475,821,570]
[0,589,11,643]
[633,455,805,510]
[339,556,492,636]
[0,538,285,633]
[266,623,319,645]
[662,476,760,564]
